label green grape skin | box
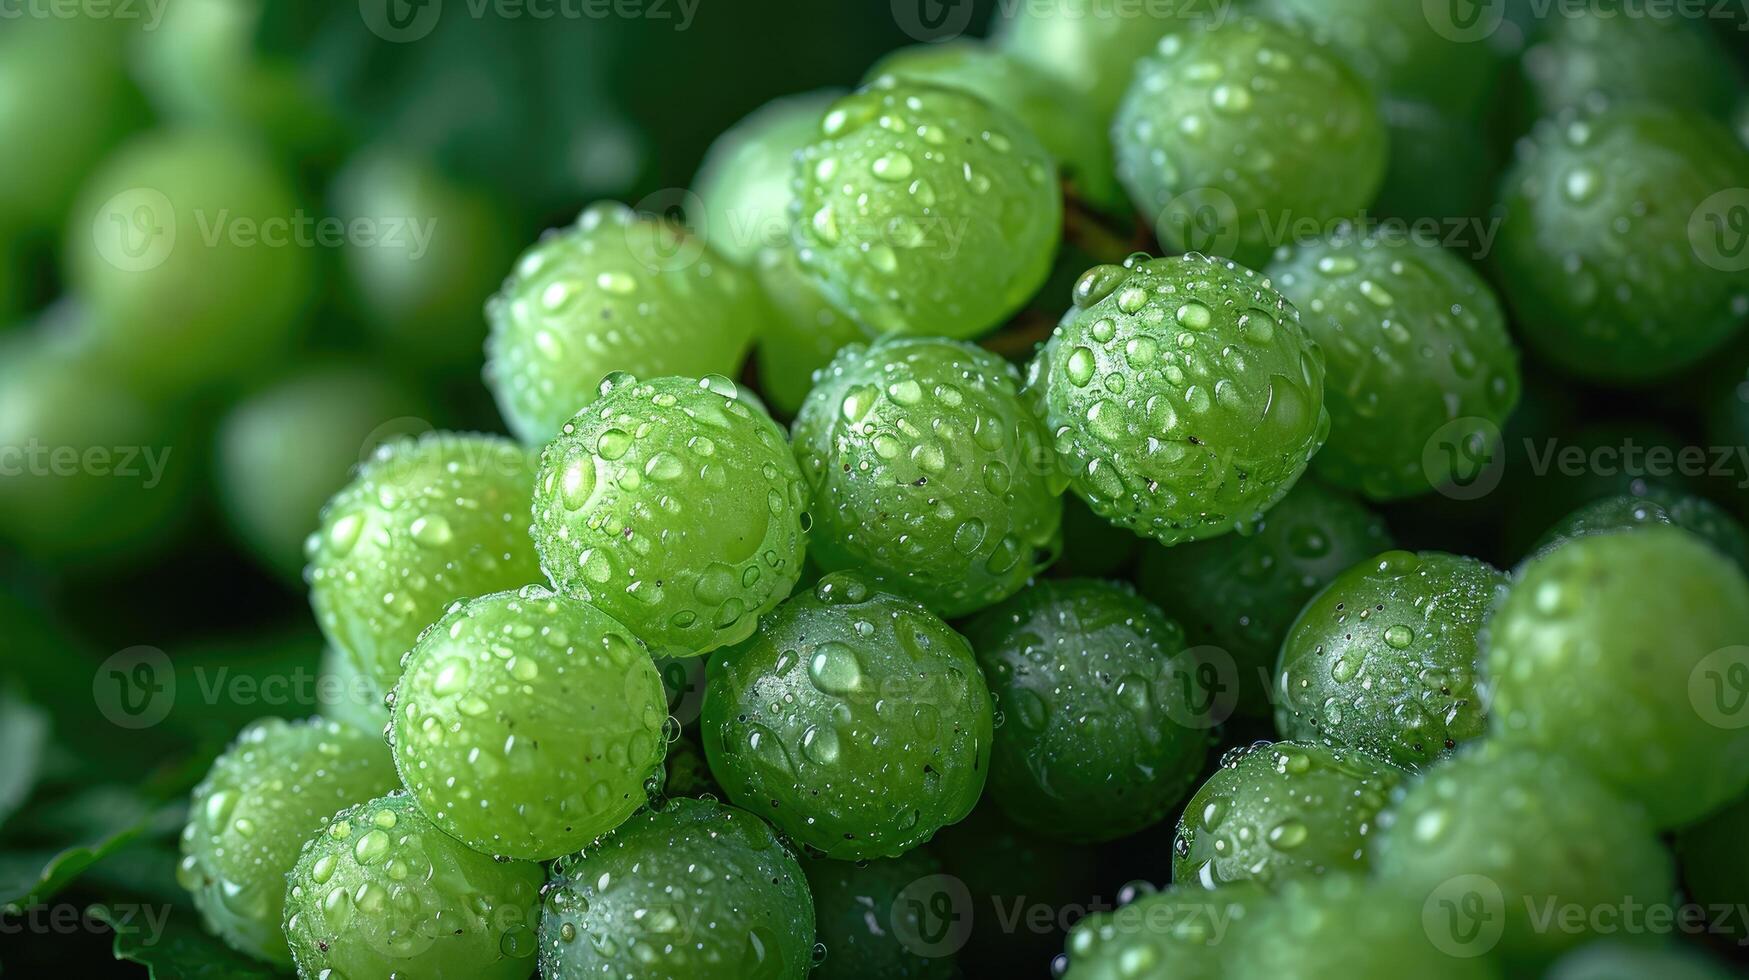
[485,201,764,445]
[67,129,316,392]
[318,645,390,736]
[1736,96,1749,150]
[1062,882,1269,980]
[538,798,815,980]
[1173,741,1404,890]
[1495,105,1749,383]
[753,243,872,417]
[531,374,808,659]
[993,0,1195,125]
[701,573,993,860]
[1520,5,1740,123]
[1113,19,1386,269]
[1276,551,1504,769]
[1267,231,1521,500]
[803,848,957,980]
[866,41,1125,213]
[305,431,544,694]
[282,792,545,980]
[390,586,667,861]
[1228,873,1504,980]
[692,89,842,266]
[1485,529,1749,828]
[791,77,1062,339]
[178,718,399,968]
[965,578,1209,843]
[1026,254,1329,547]
[1546,942,1738,980]
[1370,743,1674,963]
[1534,488,1749,574]
[330,149,518,369]
[216,364,428,582]
[1138,479,1392,721]
[792,336,1064,618]
[1675,795,1749,944]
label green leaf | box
[95,904,285,980]
[0,688,49,830]
[0,791,173,907]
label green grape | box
[793,336,1063,617]
[1276,551,1503,769]
[867,41,1124,213]
[804,848,957,980]
[1026,254,1329,546]
[0,330,191,565]
[330,149,518,369]
[1547,942,1738,980]
[283,792,544,980]
[791,77,1061,339]
[1374,100,1496,224]
[217,365,427,581]
[1253,0,1499,116]
[1229,873,1504,980]
[1267,231,1521,500]
[306,432,543,693]
[485,202,764,445]
[390,586,667,860]
[318,645,389,736]
[0,237,20,323]
[68,129,316,392]
[692,89,841,265]
[1063,882,1269,980]
[1138,479,1392,721]
[994,0,1196,124]
[531,374,808,659]
[1174,741,1404,889]
[1675,794,1749,944]
[0,18,141,231]
[1520,5,1740,122]
[1486,529,1749,828]
[1113,19,1386,268]
[178,718,398,967]
[965,578,1209,842]
[701,573,992,860]
[1495,105,1749,383]
[1371,743,1674,962]
[1736,96,1749,149]
[753,243,871,417]
[539,798,815,980]
[1534,488,1749,573]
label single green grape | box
[531,374,808,659]
[317,645,389,736]
[867,41,1124,213]
[1675,795,1749,943]
[217,364,427,581]
[1276,551,1504,769]
[804,848,957,980]
[485,201,764,445]
[1138,479,1392,720]
[1520,4,1739,122]
[1486,529,1749,828]
[1534,488,1749,573]
[179,718,398,968]
[1063,882,1269,980]
[1229,873,1504,980]
[994,0,1193,124]
[793,336,1063,617]
[1174,741,1404,889]
[702,573,992,860]
[1374,100,1496,225]
[305,431,543,694]
[1114,18,1386,268]
[1371,743,1674,963]
[1026,254,1329,546]
[791,77,1061,339]
[330,149,517,369]
[1267,231,1521,500]
[539,798,815,980]
[68,128,316,392]
[1495,105,1749,382]
[390,586,667,860]
[283,792,545,980]
[966,578,1209,842]
[1546,942,1738,980]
